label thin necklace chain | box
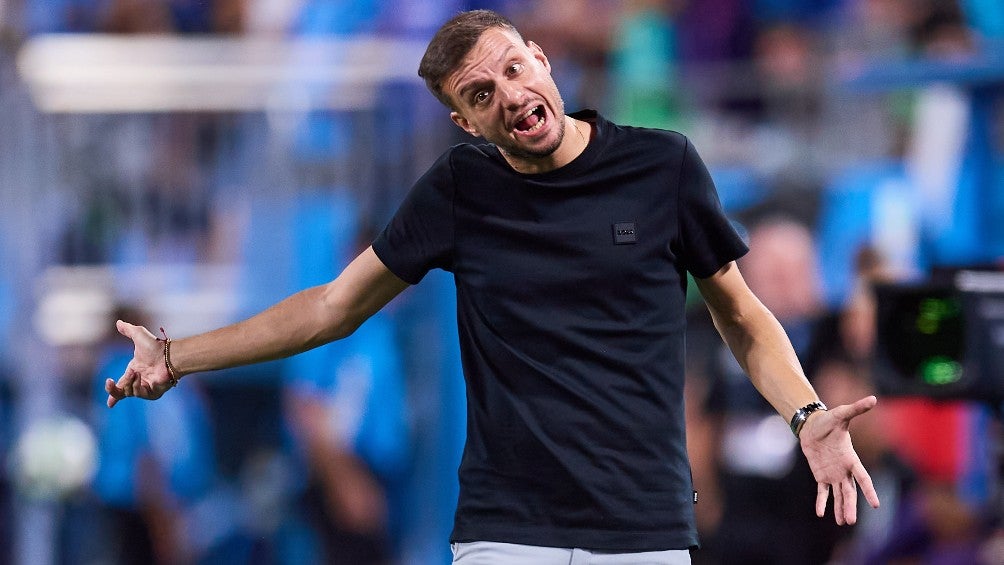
[572,118,588,149]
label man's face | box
[444,28,567,166]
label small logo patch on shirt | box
[613,222,637,245]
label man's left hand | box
[799,395,882,525]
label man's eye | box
[475,91,489,103]
[508,63,523,75]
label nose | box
[497,80,524,108]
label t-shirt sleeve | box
[676,137,749,278]
[372,150,455,284]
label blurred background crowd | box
[0,0,1003,564]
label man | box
[107,10,880,564]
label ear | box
[526,40,551,73]
[450,111,480,137]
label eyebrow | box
[455,45,519,99]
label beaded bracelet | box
[157,327,180,388]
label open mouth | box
[513,105,546,134]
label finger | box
[832,395,878,422]
[842,477,858,525]
[116,374,136,400]
[116,369,137,390]
[105,378,126,408]
[854,464,881,509]
[116,375,132,395]
[116,320,157,342]
[115,319,131,337]
[815,483,829,518]
[832,482,845,526]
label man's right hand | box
[104,320,175,408]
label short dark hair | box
[418,10,522,108]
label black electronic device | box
[873,270,1004,403]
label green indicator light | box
[916,298,960,335]
[920,357,963,386]
[916,316,937,335]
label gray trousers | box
[451,541,692,565]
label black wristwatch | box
[790,401,827,438]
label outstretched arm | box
[106,246,409,407]
[695,261,880,525]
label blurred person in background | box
[833,246,892,363]
[284,303,410,565]
[608,0,688,132]
[281,221,411,565]
[751,22,822,142]
[104,9,881,564]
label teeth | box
[514,106,545,133]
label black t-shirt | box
[373,111,748,551]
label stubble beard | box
[497,115,565,160]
